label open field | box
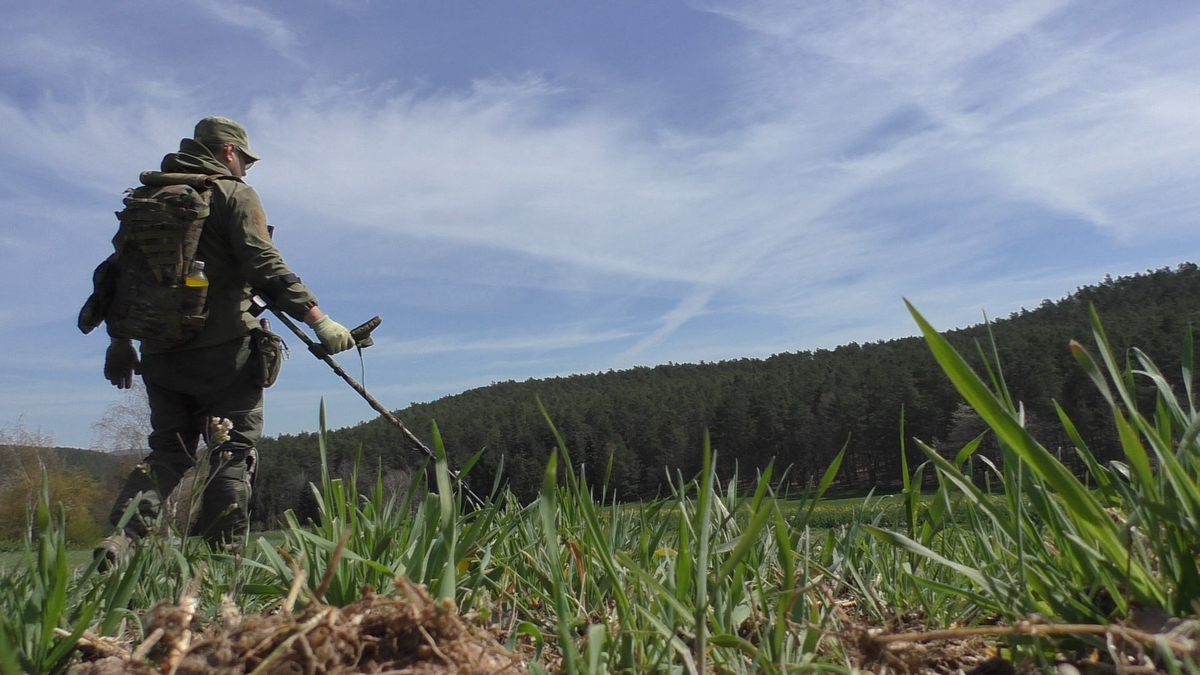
[2,306,1198,674]
[0,533,288,574]
[0,495,934,577]
[0,546,94,574]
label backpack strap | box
[140,171,243,191]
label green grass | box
[1,303,1198,674]
[0,548,93,574]
[0,532,286,574]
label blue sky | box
[3,0,1199,448]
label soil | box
[71,577,526,675]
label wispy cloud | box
[370,326,636,357]
[618,286,717,359]
[190,0,298,55]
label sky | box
[2,0,1199,449]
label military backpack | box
[79,171,238,349]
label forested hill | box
[254,264,1200,523]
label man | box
[100,116,355,549]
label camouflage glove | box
[310,315,355,354]
[104,338,140,389]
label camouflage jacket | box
[142,139,318,353]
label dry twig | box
[873,621,1194,656]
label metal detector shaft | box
[252,297,482,504]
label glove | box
[104,339,140,389]
[310,315,355,354]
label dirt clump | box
[843,611,1006,675]
[72,577,526,675]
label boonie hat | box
[193,116,261,162]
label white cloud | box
[190,0,298,55]
[714,0,1200,244]
[370,326,636,357]
[1,32,123,81]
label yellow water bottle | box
[185,261,209,288]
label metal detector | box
[249,295,482,505]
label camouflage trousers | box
[109,336,263,546]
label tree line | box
[251,264,1200,527]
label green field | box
[0,532,288,573]
[1,306,1197,675]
